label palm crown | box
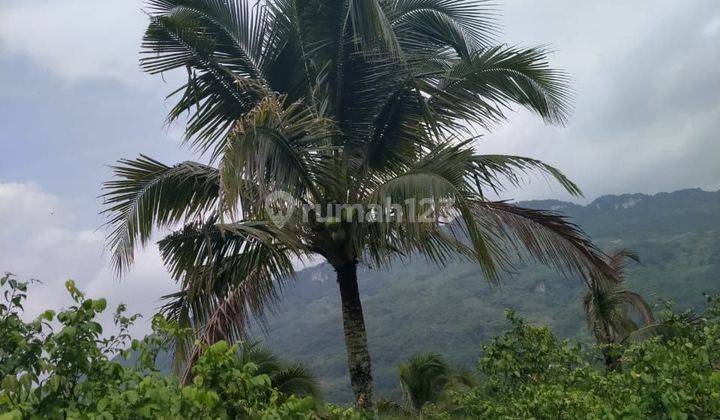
[584,250,654,346]
[398,352,474,411]
[103,0,614,407]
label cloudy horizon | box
[1,0,719,334]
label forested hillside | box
[257,188,720,402]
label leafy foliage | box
[0,275,328,419]
[436,303,720,419]
[2,275,719,418]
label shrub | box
[438,302,720,419]
[0,274,326,419]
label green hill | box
[255,188,720,402]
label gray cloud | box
[480,0,720,202]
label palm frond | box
[607,248,640,281]
[349,0,401,55]
[470,154,582,197]
[219,94,337,209]
[364,168,501,280]
[617,290,655,325]
[143,0,315,156]
[471,201,614,283]
[622,312,703,344]
[623,323,677,344]
[102,156,220,275]
[385,0,499,57]
[425,46,572,128]
[156,219,303,378]
[583,249,654,346]
[270,364,323,402]
[143,0,269,80]
[237,341,322,400]
[360,143,596,281]
[264,0,315,101]
[398,352,473,410]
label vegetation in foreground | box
[2,275,718,419]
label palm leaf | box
[157,219,303,377]
[385,0,499,57]
[365,170,501,280]
[102,156,220,275]
[470,154,582,197]
[425,46,572,128]
[398,352,473,410]
[471,201,614,283]
[219,94,337,209]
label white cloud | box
[704,15,720,38]
[0,182,176,337]
[0,0,149,85]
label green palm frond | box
[169,73,269,157]
[364,168,500,280]
[238,341,322,401]
[159,220,302,301]
[270,364,323,402]
[102,156,220,275]
[472,201,612,283]
[359,141,603,281]
[349,0,400,55]
[385,0,499,57]
[143,0,268,80]
[264,0,315,101]
[425,46,572,128]
[398,352,474,410]
[470,154,582,197]
[219,94,337,209]
[157,219,304,376]
[142,3,270,153]
[142,0,315,155]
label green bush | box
[435,303,720,419]
[0,274,335,419]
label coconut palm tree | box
[103,0,614,407]
[583,249,654,368]
[398,352,474,411]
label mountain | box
[252,188,720,402]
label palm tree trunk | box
[335,263,374,409]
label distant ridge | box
[521,188,717,211]
[518,188,720,238]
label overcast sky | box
[1,0,719,334]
